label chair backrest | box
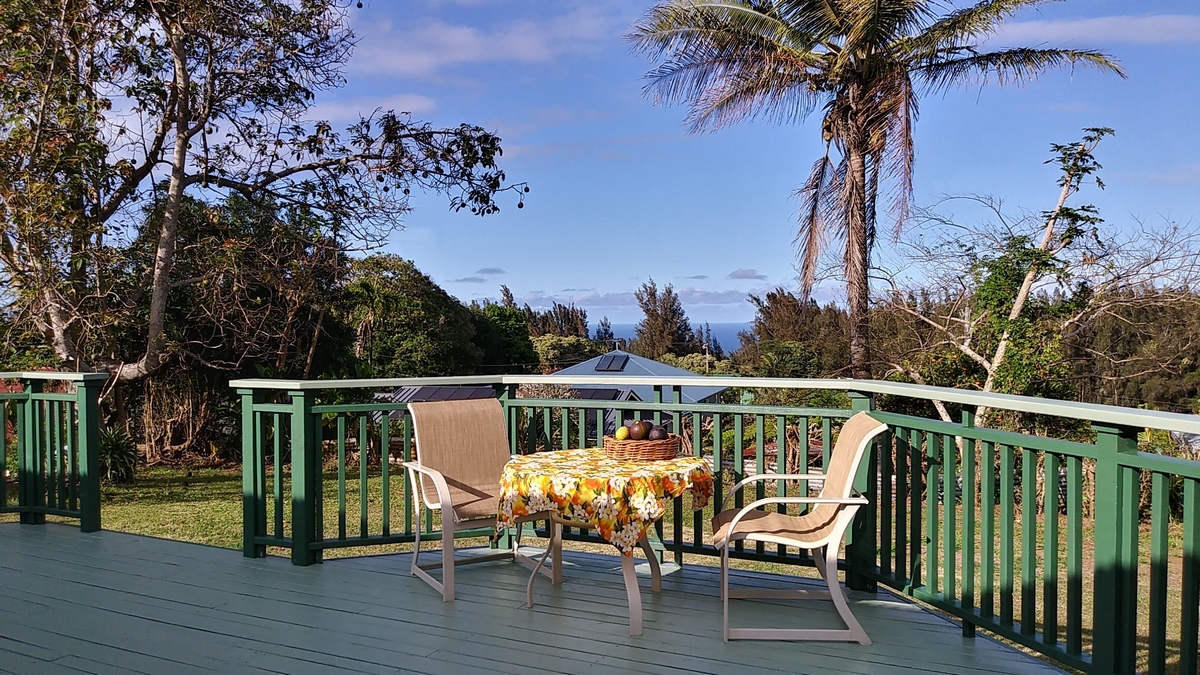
[803,412,888,541]
[408,398,511,521]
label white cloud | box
[728,268,767,280]
[308,94,437,124]
[352,6,618,79]
[517,286,759,313]
[989,15,1200,46]
[677,288,756,306]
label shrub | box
[99,426,138,484]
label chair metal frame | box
[402,399,558,602]
[714,412,887,644]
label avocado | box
[647,426,668,441]
[629,420,650,441]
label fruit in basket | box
[615,426,630,441]
[628,420,651,440]
[647,426,668,441]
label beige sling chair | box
[403,398,556,602]
[712,411,887,643]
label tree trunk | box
[845,115,871,379]
[974,142,1084,423]
[113,22,189,383]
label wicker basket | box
[602,434,682,461]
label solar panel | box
[596,354,629,372]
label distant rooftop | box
[553,350,727,404]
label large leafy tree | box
[0,0,523,383]
[470,303,538,374]
[342,255,482,378]
[629,0,1123,377]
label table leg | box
[527,537,554,608]
[551,520,563,584]
[620,554,643,636]
[638,534,662,593]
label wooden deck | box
[0,524,1063,675]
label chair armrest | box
[722,473,829,510]
[720,495,868,548]
[402,461,455,516]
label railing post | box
[18,378,44,525]
[75,377,103,533]
[290,389,320,566]
[846,390,877,592]
[240,388,266,558]
[494,383,518,551]
[1091,423,1139,674]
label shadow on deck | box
[0,524,1062,675]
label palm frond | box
[872,68,917,235]
[795,148,837,297]
[865,146,881,247]
[629,1,824,59]
[686,53,829,129]
[629,1,837,131]
[916,47,1126,92]
[841,0,931,62]
[904,0,1055,56]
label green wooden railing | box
[230,374,1200,675]
[1,372,105,531]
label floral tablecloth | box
[497,448,713,555]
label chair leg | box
[823,544,869,645]
[813,545,827,577]
[440,522,455,602]
[410,516,423,578]
[721,545,731,642]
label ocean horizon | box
[609,322,751,354]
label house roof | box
[553,350,727,404]
[375,385,498,420]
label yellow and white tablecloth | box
[497,448,713,555]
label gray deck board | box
[0,524,1063,675]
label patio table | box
[497,447,713,635]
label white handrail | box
[226,373,1200,435]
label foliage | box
[757,341,820,379]
[514,383,581,452]
[531,335,605,373]
[630,278,700,358]
[630,0,1123,377]
[658,352,735,375]
[470,303,538,374]
[0,311,60,372]
[342,255,480,377]
[98,426,138,485]
[116,193,352,459]
[522,301,589,338]
[0,0,523,386]
[735,288,848,376]
[594,316,618,347]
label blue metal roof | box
[553,350,728,404]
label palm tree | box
[629,0,1124,378]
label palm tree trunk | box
[845,118,871,379]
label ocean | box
[608,322,751,355]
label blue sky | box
[318,1,1200,324]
